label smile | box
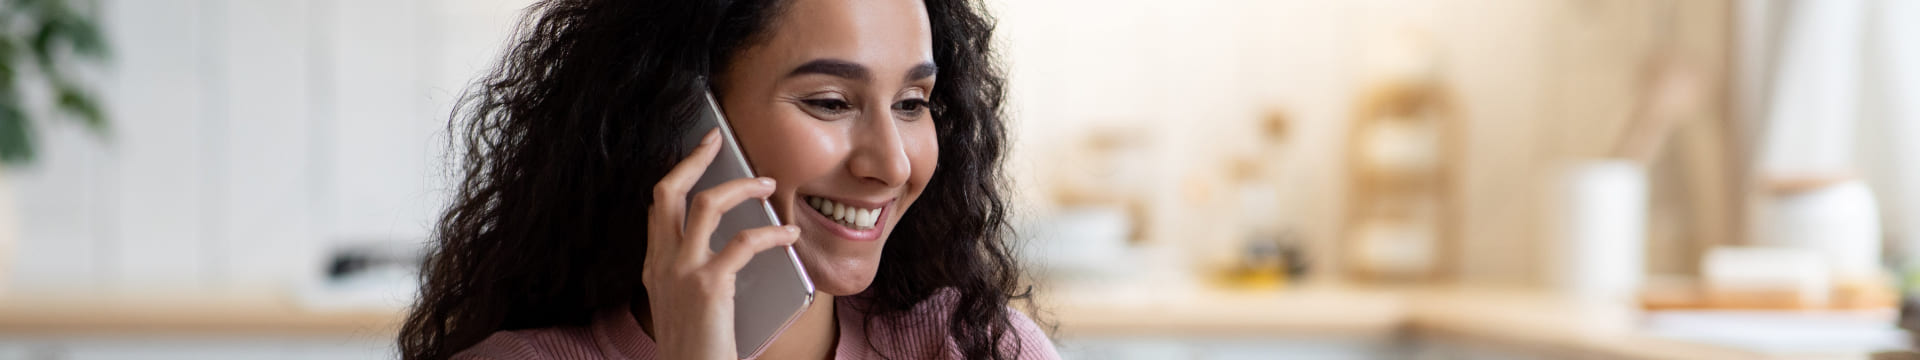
[804,195,882,230]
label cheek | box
[901,123,939,200]
[743,117,841,178]
[731,107,843,213]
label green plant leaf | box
[0,99,33,166]
[54,85,103,134]
[0,35,13,64]
[0,39,14,86]
[60,14,107,59]
[30,16,59,70]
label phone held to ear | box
[679,88,817,359]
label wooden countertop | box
[1038,285,1406,338]
[1034,285,1872,360]
[0,287,1885,359]
[0,295,402,337]
[1400,288,1790,360]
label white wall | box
[8,0,532,296]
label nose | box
[845,105,913,188]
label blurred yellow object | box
[1213,235,1298,291]
[1215,266,1288,291]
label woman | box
[396,0,1056,359]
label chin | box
[794,226,898,296]
[802,256,879,296]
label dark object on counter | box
[1896,292,1920,353]
[1873,300,1919,360]
[1884,268,1920,358]
[325,241,425,281]
[1230,231,1311,287]
[1280,237,1311,280]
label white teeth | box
[857,209,877,228]
[806,196,880,230]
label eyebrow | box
[787,59,870,81]
[905,62,938,82]
[784,59,939,83]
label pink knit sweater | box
[453,291,1060,360]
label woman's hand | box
[643,128,802,360]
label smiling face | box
[714,0,938,296]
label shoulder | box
[1002,305,1062,360]
[857,288,1061,360]
[453,326,605,360]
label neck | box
[757,292,837,360]
[633,292,839,360]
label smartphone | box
[679,89,817,359]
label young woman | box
[396,0,1056,359]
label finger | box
[681,177,778,259]
[652,128,725,234]
[648,128,723,253]
[705,225,801,275]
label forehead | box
[758,0,933,71]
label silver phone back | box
[680,91,816,359]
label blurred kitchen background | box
[1,0,1917,358]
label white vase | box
[1547,160,1648,303]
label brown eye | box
[802,99,854,113]
[892,99,929,120]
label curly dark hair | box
[395,0,1031,359]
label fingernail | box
[758,177,775,186]
[701,129,719,145]
[785,225,800,234]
